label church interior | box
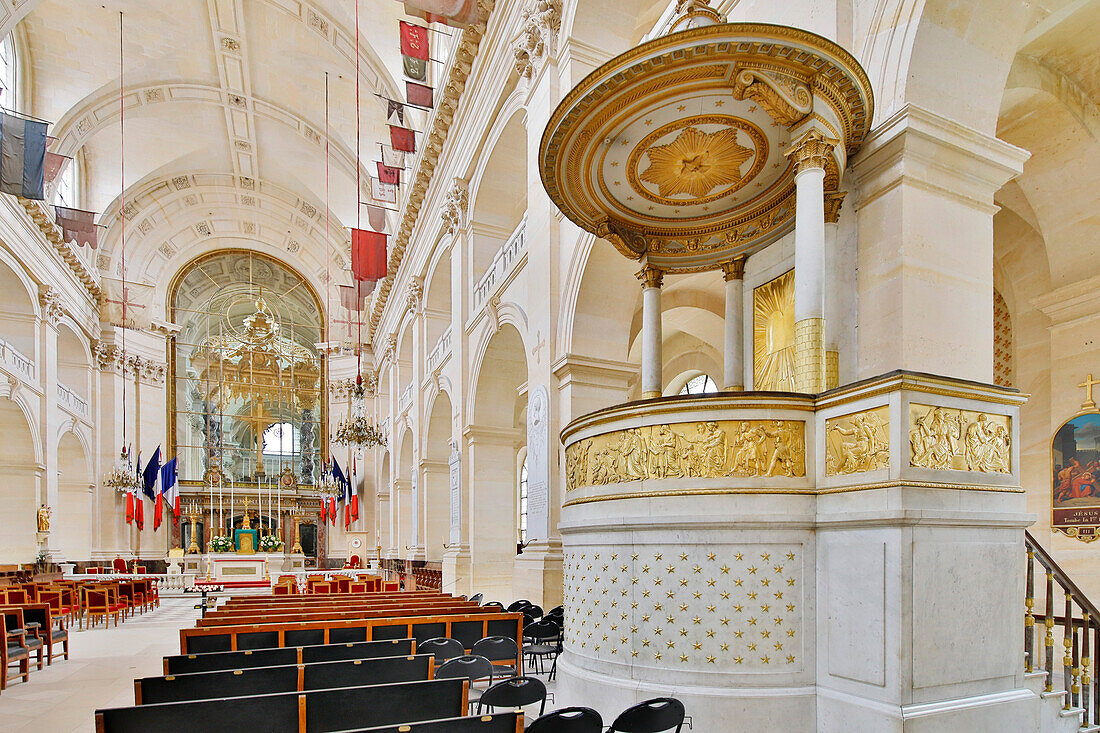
[0,0,1098,730]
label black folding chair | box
[476,676,547,716]
[436,654,495,712]
[606,697,686,733]
[527,707,603,733]
[418,637,465,665]
[522,620,560,676]
[471,636,520,678]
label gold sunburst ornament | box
[639,127,753,199]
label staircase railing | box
[1025,530,1099,726]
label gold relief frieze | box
[908,403,1011,474]
[565,419,805,491]
[825,406,889,476]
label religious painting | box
[753,268,795,391]
[1052,412,1100,542]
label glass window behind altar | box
[170,251,325,486]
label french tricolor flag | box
[159,458,179,525]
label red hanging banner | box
[399,21,429,60]
[389,125,416,153]
[377,161,401,185]
[406,81,434,109]
[351,228,388,281]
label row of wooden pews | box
[95,588,528,732]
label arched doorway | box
[0,400,38,561]
[56,431,91,560]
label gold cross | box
[1081,373,1099,411]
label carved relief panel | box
[908,403,1010,473]
[825,406,889,476]
[565,419,805,491]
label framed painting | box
[1053,411,1100,542]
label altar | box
[208,553,281,581]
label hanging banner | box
[399,21,430,60]
[377,161,401,185]
[402,0,481,28]
[368,177,398,206]
[351,228,388,281]
[406,81,434,109]
[389,125,416,153]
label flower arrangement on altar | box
[259,534,283,552]
[209,535,233,553]
[184,585,223,593]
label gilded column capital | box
[637,265,665,290]
[824,191,847,224]
[720,256,746,282]
[786,130,837,174]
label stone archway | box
[56,431,91,561]
[0,399,39,562]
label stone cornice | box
[1031,274,1100,327]
[366,0,497,343]
[17,197,102,304]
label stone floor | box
[0,596,561,731]
[0,597,201,732]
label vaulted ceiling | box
[14,0,424,319]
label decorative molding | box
[406,277,424,314]
[785,129,836,173]
[513,0,562,79]
[367,0,497,343]
[91,341,167,384]
[17,198,102,304]
[823,191,846,224]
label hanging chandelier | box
[315,462,344,499]
[103,447,141,494]
[333,375,386,449]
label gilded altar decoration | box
[908,404,1010,473]
[753,269,795,391]
[1052,375,1100,543]
[636,124,757,200]
[565,419,805,490]
[825,406,889,476]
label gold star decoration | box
[680,653,689,663]
[654,553,663,561]
[787,655,796,664]
[693,642,702,650]
[721,565,730,574]
[638,127,754,199]
[734,553,744,561]
[707,553,717,561]
[786,552,795,561]
[735,656,744,664]
[667,640,676,649]
[734,630,744,638]
[720,643,729,651]
[706,629,716,638]
[655,651,662,660]
[680,552,689,561]
[761,655,771,664]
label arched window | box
[518,456,528,549]
[679,374,718,395]
[0,34,17,110]
[263,423,299,456]
[53,154,77,208]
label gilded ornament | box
[636,124,756,200]
[825,406,890,476]
[753,269,795,390]
[565,418,805,490]
[908,404,1010,473]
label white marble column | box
[721,258,745,392]
[789,132,833,394]
[638,265,664,399]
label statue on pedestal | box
[37,504,52,532]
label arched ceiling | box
[16,0,417,314]
[996,0,1100,286]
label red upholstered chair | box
[2,590,28,605]
[85,567,98,574]
[272,584,292,596]
[112,557,127,574]
[382,580,400,592]
[343,554,362,569]
[135,566,147,574]
[349,582,367,593]
[83,589,120,629]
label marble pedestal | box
[207,553,280,581]
[558,373,1033,732]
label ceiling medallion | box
[628,116,767,206]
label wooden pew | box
[136,654,434,704]
[95,678,469,733]
[197,602,486,626]
[345,714,524,733]
[216,590,446,606]
[179,612,525,657]
[163,638,415,675]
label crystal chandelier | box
[316,462,344,499]
[103,447,141,494]
[333,375,386,449]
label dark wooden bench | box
[136,654,433,704]
[197,603,486,627]
[164,638,415,675]
[340,713,524,733]
[95,678,469,733]
[180,612,524,659]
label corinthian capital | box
[513,0,562,79]
[39,287,65,325]
[786,130,838,174]
[441,178,469,233]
